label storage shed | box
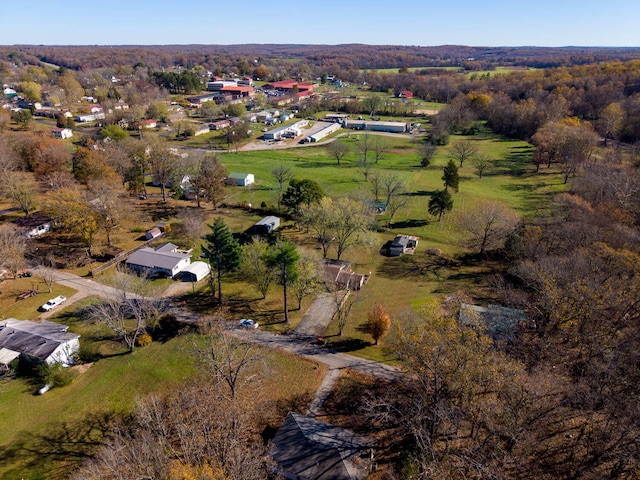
[226,172,255,186]
[252,216,280,235]
[180,261,211,282]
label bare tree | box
[372,136,388,164]
[0,171,39,215]
[458,200,520,254]
[472,154,491,179]
[356,133,374,181]
[381,173,407,207]
[36,255,57,293]
[386,194,410,228]
[86,269,162,352]
[419,142,437,169]
[271,164,292,211]
[298,198,334,258]
[325,139,350,166]
[193,320,266,401]
[178,208,207,248]
[0,225,26,278]
[451,139,478,167]
[368,170,383,203]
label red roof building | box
[219,86,255,98]
[266,80,315,94]
[398,90,414,98]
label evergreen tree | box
[428,189,454,221]
[203,217,241,304]
[442,159,460,192]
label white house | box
[0,319,80,367]
[126,243,191,278]
[226,172,255,186]
[51,127,73,139]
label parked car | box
[40,295,66,311]
[239,319,258,329]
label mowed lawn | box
[0,299,326,479]
[215,128,566,360]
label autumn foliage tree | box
[366,303,391,345]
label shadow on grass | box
[327,337,370,352]
[0,410,116,478]
[389,219,429,229]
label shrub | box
[78,344,101,363]
[136,333,153,347]
[38,363,77,388]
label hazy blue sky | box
[2,0,639,47]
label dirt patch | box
[70,362,94,375]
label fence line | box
[90,234,163,276]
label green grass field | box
[212,126,565,360]
[0,298,326,479]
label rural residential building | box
[11,211,52,238]
[51,127,73,139]
[135,119,157,129]
[126,243,191,278]
[209,119,231,130]
[226,172,254,186]
[398,90,414,98]
[389,235,419,256]
[75,112,106,122]
[271,412,374,480]
[0,319,80,367]
[323,258,369,290]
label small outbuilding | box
[226,172,255,186]
[145,227,162,240]
[252,216,280,235]
[389,235,419,256]
[180,261,211,282]
[11,211,52,238]
[51,127,73,139]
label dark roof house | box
[459,303,526,341]
[271,412,374,480]
[0,319,80,366]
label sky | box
[2,0,639,47]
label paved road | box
[232,328,401,382]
